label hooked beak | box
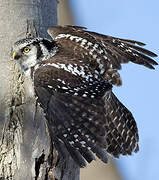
[12,51,16,60]
[12,51,22,60]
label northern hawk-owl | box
[12,26,157,167]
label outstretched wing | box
[48,25,157,86]
[33,53,112,167]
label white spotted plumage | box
[41,62,95,81]
[55,33,109,74]
[12,25,157,168]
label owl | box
[12,25,157,167]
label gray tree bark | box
[0,0,79,179]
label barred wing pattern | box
[104,92,139,157]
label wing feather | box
[48,25,157,71]
[32,26,156,165]
[33,62,110,167]
[104,91,139,157]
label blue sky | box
[69,0,159,179]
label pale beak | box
[12,51,16,60]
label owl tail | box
[103,91,139,158]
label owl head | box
[12,37,57,76]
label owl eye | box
[23,47,30,53]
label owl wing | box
[48,25,157,86]
[104,91,139,157]
[33,53,112,167]
[34,46,139,166]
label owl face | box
[12,37,57,76]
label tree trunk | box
[0,0,79,179]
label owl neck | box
[39,39,58,61]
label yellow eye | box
[23,47,30,53]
